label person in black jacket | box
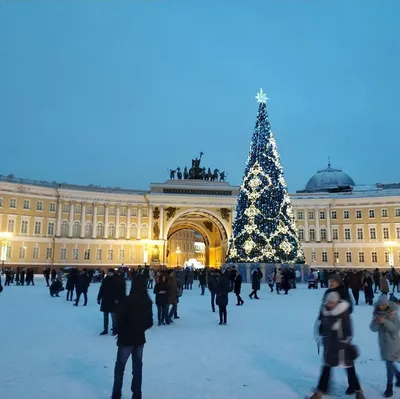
[320,274,353,316]
[111,274,153,399]
[208,269,219,312]
[216,271,230,325]
[97,269,126,336]
[249,268,262,299]
[74,269,91,306]
[153,274,169,325]
[234,273,244,306]
[66,269,77,302]
[199,270,207,295]
[20,268,25,286]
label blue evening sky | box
[1,1,399,192]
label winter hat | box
[108,268,115,274]
[325,291,340,305]
[330,274,342,285]
[377,294,388,307]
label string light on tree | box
[227,89,304,264]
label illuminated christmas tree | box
[227,89,304,264]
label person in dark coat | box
[111,274,153,399]
[44,268,50,287]
[208,269,219,312]
[199,270,207,295]
[393,271,400,294]
[216,270,230,325]
[186,268,194,290]
[97,269,126,335]
[49,279,63,297]
[51,268,57,282]
[15,267,20,286]
[363,272,374,306]
[309,292,364,399]
[234,273,244,306]
[229,267,237,291]
[249,268,262,299]
[5,269,11,286]
[154,274,169,325]
[320,274,353,317]
[373,268,381,294]
[281,269,291,295]
[20,268,25,286]
[349,271,362,306]
[66,269,77,301]
[167,271,179,323]
[74,269,91,306]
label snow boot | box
[355,391,365,399]
[383,384,393,397]
[99,330,108,336]
[307,391,323,399]
[345,387,355,395]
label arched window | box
[298,227,304,241]
[119,223,126,238]
[109,223,115,238]
[97,222,104,237]
[141,224,148,239]
[130,224,137,239]
[72,221,80,238]
[85,222,93,238]
[61,220,69,237]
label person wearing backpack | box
[370,295,400,397]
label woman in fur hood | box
[370,295,400,397]
[309,291,364,399]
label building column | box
[327,208,332,242]
[56,201,62,237]
[316,207,321,242]
[92,204,98,238]
[126,207,131,239]
[115,205,120,239]
[160,206,165,240]
[148,205,153,239]
[80,203,86,238]
[137,206,142,239]
[68,202,75,237]
[304,208,309,241]
[104,205,109,238]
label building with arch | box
[1,162,400,269]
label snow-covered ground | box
[0,277,398,399]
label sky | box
[0,0,399,192]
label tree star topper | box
[255,88,268,104]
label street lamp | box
[176,247,181,267]
[385,241,396,268]
[0,232,13,271]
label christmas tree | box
[227,89,304,264]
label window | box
[311,251,316,263]
[142,208,149,218]
[332,228,339,240]
[7,219,15,233]
[98,206,104,215]
[385,252,389,263]
[34,221,42,235]
[298,228,304,241]
[344,228,351,240]
[297,211,303,220]
[61,221,69,237]
[370,227,377,240]
[72,221,80,238]
[46,248,52,260]
[33,247,39,259]
[75,204,81,214]
[119,249,125,261]
[96,248,102,261]
[359,252,365,263]
[343,210,350,219]
[50,202,56,212]
[36,201,43,211]
[334,251,339,263]
[60,248,67,260]
[120,208,127,216]
[108,249,114,261]
[85,222,92,238]
[309,228,315,241]
[97,222,104,237]
[47,222,55,236]
[132,208,138,217]
[357,228,364,240]
[356,210,362,219]
[10,198,16,208]
[108,223,115,238]
[369,209,375,218]
[129,249,135,261]
[84,249,90,261]
[320,228,327,240]
[72,248,79,260]
[331,211,337,219]
[6,246,12,259]
[322,252,328,262]
[19,246,26,259]
[109,206,116,216]
[397,227,400,240]
[382,209,388,218]
[383,227,390,240]
[346,252,352,263]
[141,224,148,239]
[396,208,400,217]
[21,220,28,235]
[62,203,70,213]
[119,223,126,238]
[130,224,137,238]
[308,211,314,220]
[372,252,378,263]
[86,205,93,215]
[319,211,325,220]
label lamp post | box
[0,232,13,272]
[176,247,181,267]
[385,241,396,268]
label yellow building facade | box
[1,164,400,270]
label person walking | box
[44,268,50,287]
[363,272,374,306]
[381,272,390,295]
[147,268,154,290]
[234,272,244,306]
[373,268,381,294]
[229,267,237,291]
[167,270,179,323]
[97,269,126,335]
[267,271,274,292]
[66,269,77,302]
[370,295,400,397]
[20,268,25,286]
[51,268,57,283]
[275,268,282,294]
[199,269,207,296]
[393,271,399,294]
[349,271,362,306]
[111,274,153,399]
[186,268,194,290]
[153,274,169,326]
[208,269,219,312]
[249,268,262,299]
[74,269,90,306]
[216,270,230,325]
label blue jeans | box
[386,361,400,385]
[112,345,143,399]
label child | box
[370,295,400,397]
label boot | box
[345,387,355,395]
[395,375,400,387]
[99,330,108,335]
[308,391,323,399]
[355,391,366,399]
[383,384,393,398]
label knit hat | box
[325,291,340,304]
[376,294,388,307]
[330,274,342,285]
